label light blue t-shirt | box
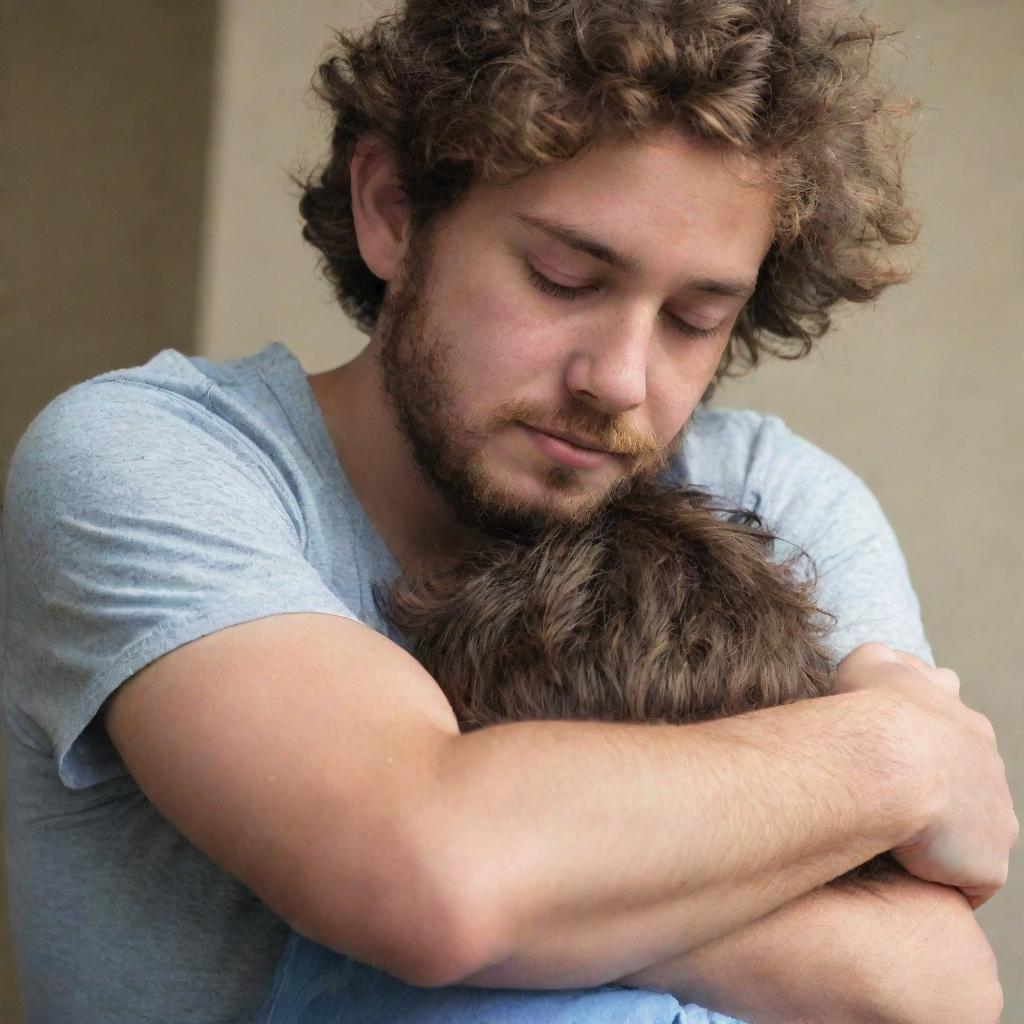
[1,341,932,1023]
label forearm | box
[436,689,923,987]
[615,873,1002,1024]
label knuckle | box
[969,709,996,740]
[893,647,926,667]
[855,641,894,662]
[859,641,891,655]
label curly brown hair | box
[301,0,918,379]
[380,482,836,730]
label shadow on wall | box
[0,2,221,1020]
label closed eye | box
[526,264,722,341]
[526,264,597,301]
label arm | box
[22,382,1010,1001]
[107,616,1011,991]
[608,648,1008,1023]
[616,873,1003,1024]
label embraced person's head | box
[378,480,898,886]
[381,482,834,730]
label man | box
[2,2,1015,1022]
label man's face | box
[374,127,775,537]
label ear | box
[350,133,412,282]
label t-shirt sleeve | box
[741,414,934,668]
[2,378,359,790]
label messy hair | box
[301,0,917,379]
[380,482,837,730]
[377,481,898,886]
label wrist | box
[847,687,938,850]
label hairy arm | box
[616,873,1003,1024]
[98,615,905,988]
[106,616,1013,994]
[454,646,1012,1000]
[443,685,927,988]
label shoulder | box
[672,406,933,666]
[2,355,359,789]
[674,405,865,518]
[5,351,306,548]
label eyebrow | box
[513,212,757,300]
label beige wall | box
[0,2,219,1019]
[3,0,1020,1018]
[195,0,381,367]
[0,1,219,482]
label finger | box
[891,650,961,697]
[892,649,932,671]
[840,642,899,669]
[962,887,996,911]
[931,668,961,698]
[967,708,996,741]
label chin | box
[467,462,627,534]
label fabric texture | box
[258,930,746,1024]
[1,341,932,1023]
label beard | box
[375,226,691,541]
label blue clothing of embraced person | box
[3,2,1016,1023]
[258,931,746,1024]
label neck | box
[308,342,476,574]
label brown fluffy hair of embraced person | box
[300,0,917,387]
[377,481,899,888]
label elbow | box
[299,814,507,989]
[938,926,1003,1024]
[384,908,500,989]
[386,824,509,987]
[856,883,1004,1024]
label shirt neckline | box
[255,342,400,581]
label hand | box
[833,642,1018,908]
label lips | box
[520,423,617,470]
[533,425,610,453]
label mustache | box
[492,399,661,458]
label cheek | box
[647,344,726,437]
[435,271,560,397]
[646,386,693,442]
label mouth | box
[519,422,619,471]
[537,425,611,452]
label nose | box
[563,310,651,415]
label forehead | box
[458,127,777,284]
